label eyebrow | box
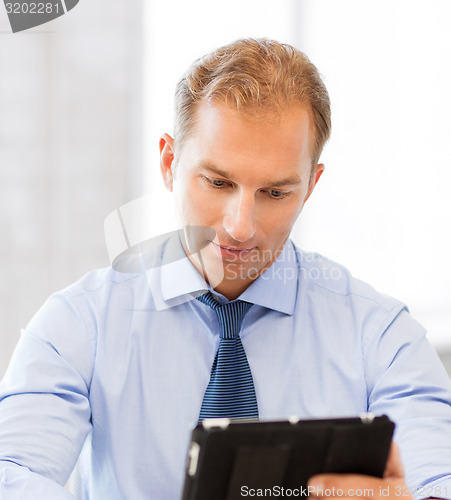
[197,161,303,187]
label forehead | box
[183,101,314,169]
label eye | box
[267,189,288,199]
[204,176,228,188]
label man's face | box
[160,101,324,299]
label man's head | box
[173,38,331,179]
[160,38,331,299]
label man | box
[0,38,450,499]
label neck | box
[192,243,286,301]
[211,277,255,301]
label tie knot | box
[196,292,253,339]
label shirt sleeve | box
[364,307,451,498]
[0,292,95,497]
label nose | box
[223,190,256,243]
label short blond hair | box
[174,38,331,171]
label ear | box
[160,133,175,192]
[303,163,325,204]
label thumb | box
[384,441,405,479]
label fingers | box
[383,442,405,479]
[307,474,412,500]
[306,440,411,500]
[308,474,385,499]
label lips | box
[210,241,255,260]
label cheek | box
[176,178,220,225]
[262,198,302,231]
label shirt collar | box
[156,235,298,315]
[160,234,209,299]
[238,241,298,315]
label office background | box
[1,0,450,378]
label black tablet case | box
[182,415,395,500]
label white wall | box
[0,0,143,377]
[293,0,451,350]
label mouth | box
[210,241,255,259]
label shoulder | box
[51,267,154,321]
[26,267,150,336]
[294,244,404,310]
[291,243,407,338]
[59,266,144,297]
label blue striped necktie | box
[197,292,259,420]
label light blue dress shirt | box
[1,237,451,499]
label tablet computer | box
[182,414,395,500]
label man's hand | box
[307,442,414,500]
